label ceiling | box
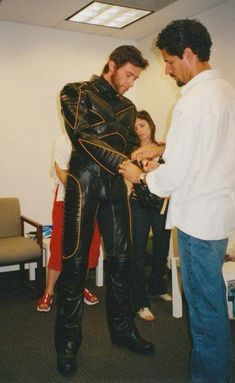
[0,0,227,40]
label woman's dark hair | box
[102,45,149,74]
[156,19,212,61]
[136,110,157,144]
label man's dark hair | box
[102,45,149,74]
[156,19,212,61]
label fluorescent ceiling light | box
[67,1,152,29]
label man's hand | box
[131,144,165,162]
[119,160,142,184]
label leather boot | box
[55,261,84,377]
[106,257,154,355]
[55,308,82,377]
[57,349,77,377]
[111,326,155,356]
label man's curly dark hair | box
[156,19,212,62]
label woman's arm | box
[54,161,68,185]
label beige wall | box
[1,0,235,244]
[135,0,235,140]
[0,21,136,224]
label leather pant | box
[55,157,135,356]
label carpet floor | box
[0,269,234,383]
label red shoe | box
[37,293,53,312]
[84,288,99,305]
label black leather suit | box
[55,76,140,356]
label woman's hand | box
[142,159,159,172]
[131,144,165,162]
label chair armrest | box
[21,215,43,251]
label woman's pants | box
[130,197,171,311]
[49,199,101,272]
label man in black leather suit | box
[55,45,154,376]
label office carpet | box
[0,269,234,383]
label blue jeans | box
[178,229,233,383]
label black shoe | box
[111,328,155,356]
[57,354,77,377]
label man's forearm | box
[119,160,143,184]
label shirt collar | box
[92,75,119,98]
[180,69,220,95]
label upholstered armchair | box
[0,197,44,295]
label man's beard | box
[110,73,119,93]
[177,80,185,87]
[110,72,126,95]
[170,74,185,87]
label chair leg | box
[171,257,183,318]
[96,245,104,287]
[28,263,37,280]
[35,259,46,297]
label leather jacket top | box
[60,76,139,177]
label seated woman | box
[130,110,172,321]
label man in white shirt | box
[119,19,235,383]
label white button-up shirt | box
[147,70,235,240]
